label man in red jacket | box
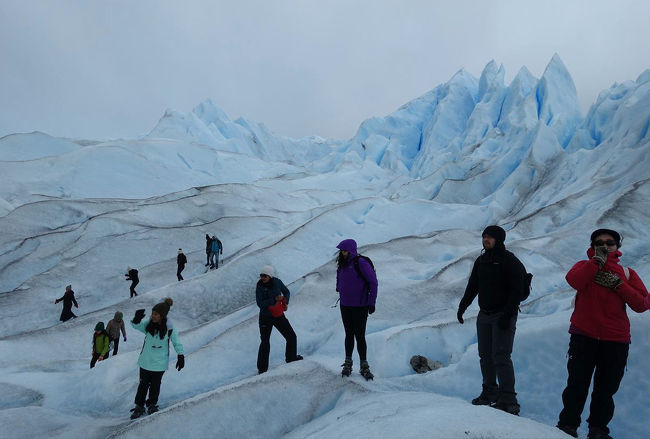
[557,229,648,439]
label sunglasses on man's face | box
[594,240,617,247]
[260,274,269,279]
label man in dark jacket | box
[125,267,139,297]
[55,284,78,322]
[457,225,526,415]
[176,248,187,281]
[205,234,212,267]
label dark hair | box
[146,317,168,339]
[337,250,349,269]
[590,228,622,248]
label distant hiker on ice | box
[209,235,223,269]
[255,265,302,374]
[90,322,110,368]
[106,311,127,356]
[457,225,526,415]
[205,234,212,267]
[335,239,377,380]
[129,298,184,419]
[125,266,139,297]
[556,229,648,439]
[55,284,78,322]
[177,248,187,281]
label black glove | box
[593,271,622,290]
[368,305,375,315]
[592,246,608,267]
[132,309,145,324]
[176,354,185,371]
[457,308,465,324]
[498,312,513,330]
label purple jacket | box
[336,239,378,307]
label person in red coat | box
[557,229,648,439]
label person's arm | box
[99,335,110,356]
[615,269,649,313]
[279,280,291,304]
[169,327,184,356]
[566,259,599,291]
[504,254,525,316]
[459,259,479,312]
[120,320,127,338]
[130,317,149,334]
[71,292,78,308]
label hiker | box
[177,248,187,281]
[556,229,648,439]
[55,284,78,322]
[204,234,212,267]
[129,298,185,419]
[106,311,127,356]
[256,265,303,374]
[457,225,526,415]
[335,239,378,380]
[125,266,139,297]
[90,322,110,368]
[209,235,223,269]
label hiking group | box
[59,227,648,437]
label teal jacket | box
[131,319,184,372]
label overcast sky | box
[1,0,649,141]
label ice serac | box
[535,53,583,148]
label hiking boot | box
[587,427,613,439]
[287,354,303,363]
[341,357,353,377]
[147,404,159,415]
[129,405,145,419]
[556,424,578,438]
[493,401,520,416]
[471,391,497,406]
[359,360,374,381]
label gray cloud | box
[1,0,649,141]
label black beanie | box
[152,298,173,319]
[590,229,621,247]
[482,225,506,244]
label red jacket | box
[566,247,648,342]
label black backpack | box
[353,255,376,303]
[521,272,533,303]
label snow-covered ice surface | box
[1,57,649,439]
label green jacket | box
[131,319,184,372]
[92,331,110,356]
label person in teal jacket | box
[129,297,185,419]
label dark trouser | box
[340,305,369,362]
[134,368,165,407]
[90,351,108,368]
[257,314,297,373]
[209,252,219,268]
[206,251,211,265]
[476,310,517,404]
[110,337,120,355]
[130,280,139,297]
[177,264,185,281]
[558,334,628,433]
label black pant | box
[130,279,139,297]
[110,337,120,356]
[476,310,517,404]
[134,368,165,407]
[340,305,369,362]
[177,264,185,281]
[558,334,628,433]
[90,351,108,368]
[257,314,297,373]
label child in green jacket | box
[129,298,184,419]
[90,322,110,368]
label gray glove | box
[593,271,622,290]
[592,246,608,267]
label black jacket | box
[56,289,78,321]
[177,253,187,267]
[459,246,525,316]
[126,269,139,282]
[256,277,290,317]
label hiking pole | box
[331,297,340,308]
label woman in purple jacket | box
[336,239,378,380]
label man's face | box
[482,234,496,250]
[593,233,618,253]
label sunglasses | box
[594,240,617,247]
[260,274,270,278]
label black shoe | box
[471,393,497,406]
[129,405,145,419]
[209,265,215,269]
[205,263,210,267]
[341,358,352,377]
[147,404,159,415]
[287,355,303,363]
[359,361,374,381]
[587,427,613,439]
[493,401,520,416]
[556,424,578,438]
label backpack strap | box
[623,266,630,280]
[353,255,371,304]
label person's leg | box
[340,305,356,358]
[493,312,517,405]
[113,337,120,356]
[206,251,210,266]
[274,315,298,362]
[558,334,598,430]
[146,371,166,407]
[476,311,498,402]
[586,340,628,435]
[134,368,151,407]
[351,307,369,362]
[177,266,183,281]
[90,353,99,368]
[257,315,273,373]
